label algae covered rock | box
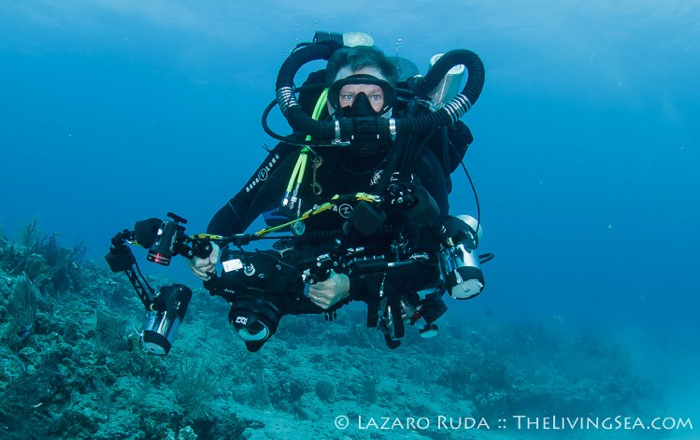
[315,379,335,402]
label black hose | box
[397,49,485,137]
[261,98,287,143]
[457,156,481,249]
[274,44,485,143]
[274,42,338,91]
[275,42,340,140]
[262,86,344,148]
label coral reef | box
[0,233,662,439]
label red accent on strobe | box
[148,253,170,266]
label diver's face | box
[331,66,389,114]
[338,84,385,112]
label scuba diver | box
[106,31,491,353]
[192,34,478,308]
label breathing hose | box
[274,44,485,142]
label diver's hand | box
[188,242,220,281]
[308,270,350,310]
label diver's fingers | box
[309,287,330,299]
[310,294,331,309]
[308,288,321,300]
[309,276,335,292]
[191,266,212,281]
[309,284,331,298]
[193,258,212,269]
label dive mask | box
[328,75,396,157]
[328,74,395,117]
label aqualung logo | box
[245,153,279,193]
[235,316,248,325]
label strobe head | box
[439,215,485,300]
[146,213,188,266]
[440,247,484,299]
[419,323,439,338]
[141,284,192,355]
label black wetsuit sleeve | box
[207,142,300,235]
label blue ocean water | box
[1,0,698,437]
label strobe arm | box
[105,230,156,309]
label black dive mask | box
[328,74,395,116]
[329,75,395,157]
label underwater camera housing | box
[108,213,338,354]
[204,249,309,352]
[107,210,493,354]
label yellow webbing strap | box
[253,192,382,237]
[190,233,226,241]
[254,201,336,236]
